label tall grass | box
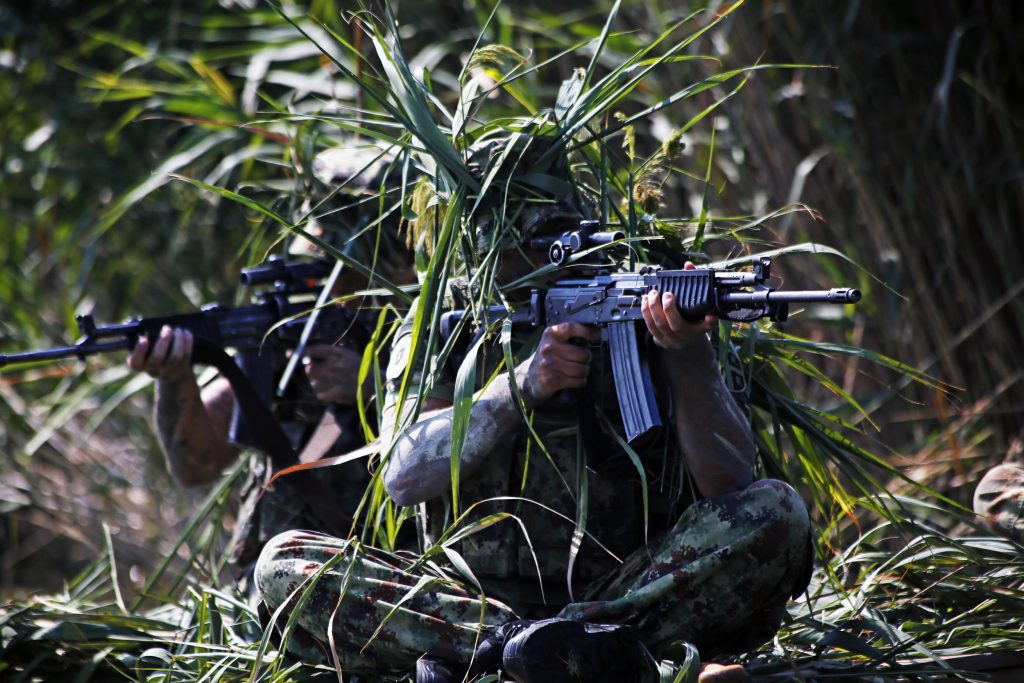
[2,1,1023,681]
[721,1,1024,490]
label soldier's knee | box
[747,479,811,544]
[254,530,352,606]
[255,531,302,603]
[746,479,813,596]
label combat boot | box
[500,617,659,683]
[468,619,533,675]
[415,656,457,683]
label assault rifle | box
[0,256,367,467]
[441,255,860,442]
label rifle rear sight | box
[530,220,625,266]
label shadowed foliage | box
[1,1,1022,681]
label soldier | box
[127,259,371,597]
[128,139,412,630]
[254,133,812,683]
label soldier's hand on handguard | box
[127,325,195,383]
[641,262,716,351]
[303,344,363,406]
[516,322,601,409]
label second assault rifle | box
[1,256,367,469]
[442,256,861,442]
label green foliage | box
[2,0,1022,681]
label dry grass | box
[2,1,1023,680]
[723,0,1024,480]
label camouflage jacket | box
[384,289,702,614]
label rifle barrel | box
[0,339,133,368]
[719,288,861,306]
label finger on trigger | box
[553,340,592,363]
[560,360,591,380]
[550,322,594,342]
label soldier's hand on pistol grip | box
[303,344,363,406]
[516,322,601,409]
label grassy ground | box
[2,1,1022,680]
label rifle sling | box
[190,339,353,532]
[190,339,298,471]
[298,407,345,464]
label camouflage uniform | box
[255,291,812,675]
[974,463,1024,543]
[235,135,404,592]
[230,401,370,595]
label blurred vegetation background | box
[1,0,1022,678]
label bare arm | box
[381,378,518,507]
[381,322,599,506]
[641,267,756,498]
[129,326,240,487]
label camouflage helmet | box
[407,129,591,260]
[289,138,413,280]
[311,140,394,192]
[463,131,589,256]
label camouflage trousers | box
[255,479,811,676]
[974,464,1024,543]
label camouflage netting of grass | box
[2,1,1022,681]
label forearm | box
[663,338,756,498]
[155,375,238,487]
[382,368,527,506]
